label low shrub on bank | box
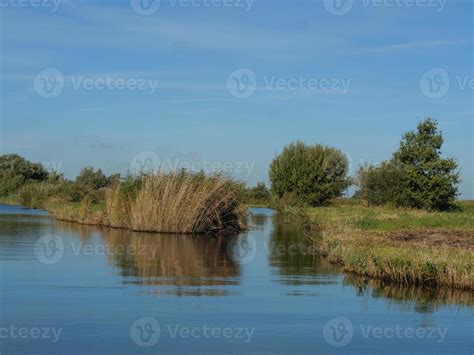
[244,181,271,206]
[106,172,247,235]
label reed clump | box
[105,172,247,235]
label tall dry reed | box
[105,172,246,235]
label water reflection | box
[344,276,474,312]
[268,213,340,286]
[1,204,471,309]
[55,221,240,296]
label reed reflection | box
[344,276,474,312]
[56,221,240,296]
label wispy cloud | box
[1,5,344,55]
[355,40,465,54]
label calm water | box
[0,204,472,354]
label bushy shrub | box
[269,141,350,206]
[357,119,459,210]
[356,162,404,206]
[0,154,49,196]
[245,182,271,204]
[75,167,108,190]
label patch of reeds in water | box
[105,172,247,235]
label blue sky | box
[1,0,473,198]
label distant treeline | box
[0,118,460,212]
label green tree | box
[246,182,270,203]
[0,154,49,195]
[357,119,459,210]
[75,167,108,190]
[0,154,48,181]
[392,118,459,210]
[269,141,350,206]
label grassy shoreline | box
[296,200,474,291]
[0,172,248,235]
[2,195,473,290]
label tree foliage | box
[75,167,108,190]
[245,181,271,203]
[269,141,350,206]
[357,119,459,210]
[0,154,49,195]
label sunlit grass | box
[299,199,474,290]
[307,200,474,232]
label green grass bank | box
[298,199,474,290]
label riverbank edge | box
[283,206,474,291]
[2,197,473,290]
[0,197,247,235]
